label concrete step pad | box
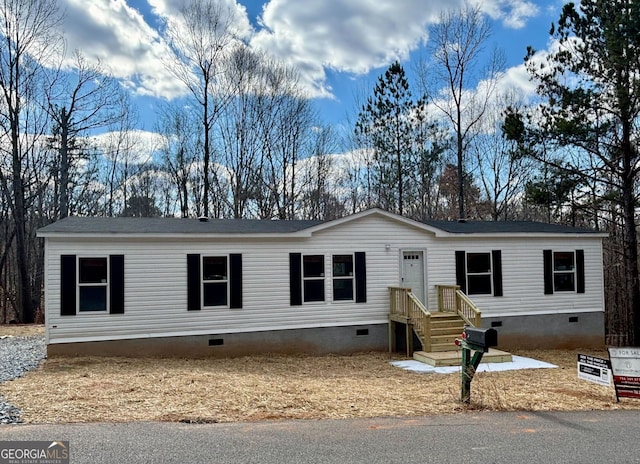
[413,348,513,367]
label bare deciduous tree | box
[156,103,200,218]
[163,0,239,218]
[421,5,504,219]
[47,50,127,219]
[470,92,533,220]
[0,0,63,322]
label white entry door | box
[401,250,426,305]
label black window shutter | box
[289,253,302,306]
[187,254,201,311]
[229,254,243,308]
[455,251,467,293]
[543,249,553,295]
[492,250,503,297]
[109,255,125,314]
[576,249,585,294]
[60,255,77,316]
[355,252,367,303]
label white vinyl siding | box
[42,213,605,344]
[426,237,604,317]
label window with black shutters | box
[455,250,502,297]
[544,249,585,295]
[60,255,125,315]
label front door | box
[402,250,426,305]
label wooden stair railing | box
[390,286,483,355]
[389,287,431,353]
[436,284,482,327]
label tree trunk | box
[457,129,464,220]
[203,98,210,218]
[622,154,640,344]
[12,129,33,323]
[59,108,70,219]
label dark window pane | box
[203,282,228,306]
[304,280,325,302]
[203,256,227,281]
[554,273,575,292]
[79,286,107,311]
[332,255,353,277]
[468,275,492,295]
[553,251,575,271]
[303,255,324,278]
[79,258,107,283]
[554,252,575,271]
[467,253,491,274]
[333,279,354,301]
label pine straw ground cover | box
[2,325,640,424]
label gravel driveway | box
[0,335,46,424]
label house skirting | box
[47,324,389,358]
[483,311,605,350]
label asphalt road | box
[1,410,640,463]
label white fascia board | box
[432,232,608,239]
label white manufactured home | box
[37,208,606,357]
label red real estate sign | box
[608,347,640,401]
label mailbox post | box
[455,327,498,404]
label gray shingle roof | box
[422,219,602,234]
[38,216,323,235]
[37,211,604,237]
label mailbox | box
[463,327,498,350]
[456,327,500,404]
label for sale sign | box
[608,347,640,401]
[577,354,611,386]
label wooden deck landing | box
[413,348,513,367]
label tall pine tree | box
[355,61,419,215]
[508,0,640,344]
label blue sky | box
[55,0,565,134]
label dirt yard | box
[1,325,638,424]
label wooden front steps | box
[414,348,513,367]
[427,312,465,352]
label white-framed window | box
[303,254,325,302]
[202,255,228,307]
[466,252,492,295]
[332,254,354,301]
[553,251,575,292]
[78,257,109,312]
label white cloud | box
[473,0,540,29]
[58,0,254,99]
[52,0,543,105]
[250,0,542,98]
[251,0,466,98]
[495,63,537,97]
[90,129,164,165]
[60,0,185,98]
[148,0,253,41]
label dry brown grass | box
[0,324,44,337]
[1,339,638,424]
